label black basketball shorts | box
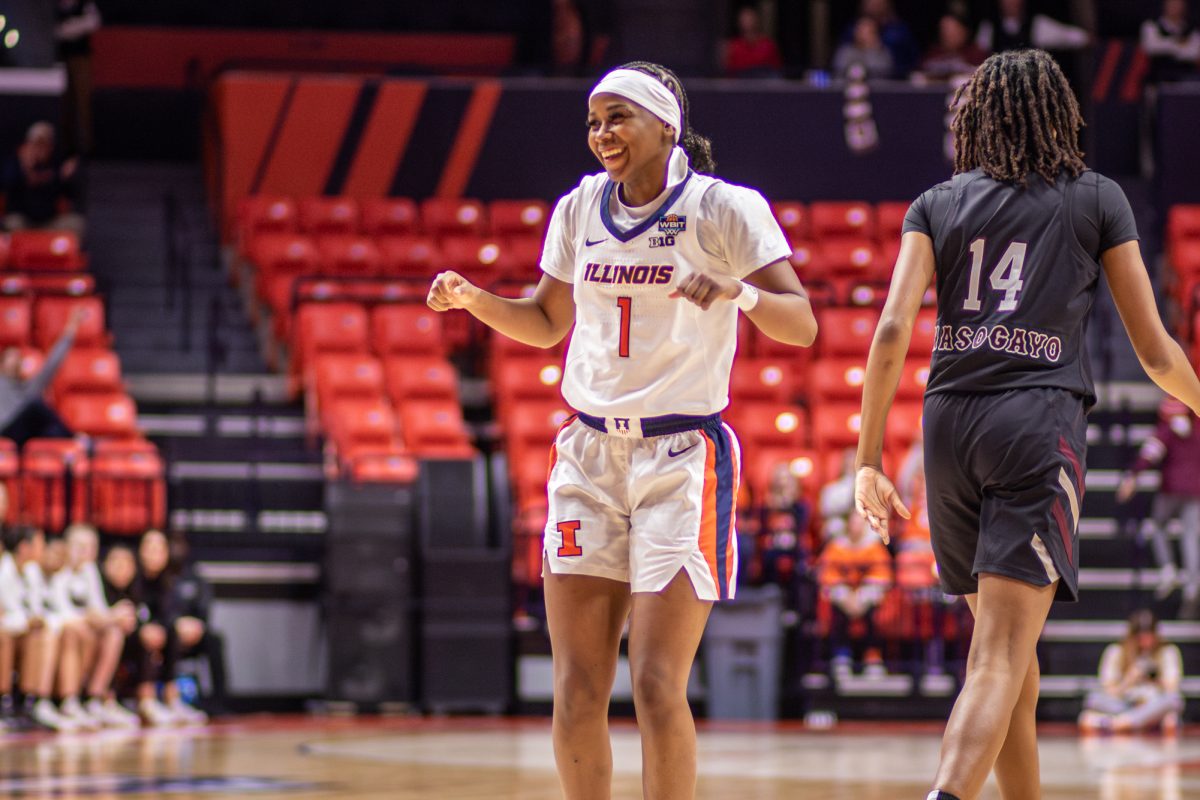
[922,387,1086,602]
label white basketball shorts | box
[543,412,741,601]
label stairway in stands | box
[86,163,327,705]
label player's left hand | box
[669,271,740,310]
[854,465,910,546]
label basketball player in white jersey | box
[428,62,816,798]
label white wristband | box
[732,281,760,312]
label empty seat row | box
[237,196,550,241]
[0,231,87,271]
[772,200,910,246]
[0,295,108,350]
[0,437,164,535]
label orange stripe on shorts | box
[699,433,720,592]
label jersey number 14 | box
[963,238,1028,312]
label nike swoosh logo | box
[585,237,608,247]
[667,443,699,458]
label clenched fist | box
[427,270,481,312]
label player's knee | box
[630,663,686,721]
[554,661,611,719]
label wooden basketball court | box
[0,716,1195,798]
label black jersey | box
[904,169,1139,407]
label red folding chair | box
[58,392,140,439]
[421,198,486,235]
[89,439,165,535]
[398,399,475,458]
[9,231,86,271]
[360,197,419,236]
[875,201,910,245]
[772,201,809,244]
[20,439,89,533]
[378,235,443,278]
[383,355,460,405]
[49,348,123,402]
[298,196,360,235]
[0,297,31,348]
[316,235,381,276]
[32,296,106,350]
[809,201,875,241]
[370,304,445,357]
[729,357,795,405]
[489,200,550,237]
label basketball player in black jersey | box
[855,50,1200,800]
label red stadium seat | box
[729,357,794,404]
[89,439,166,535]
[809,201,874,240]
[0,297,31,347]
[0,275,30,296]
[0,235,9,270]
[398,399,474,457]
[58,392,139,439]
[360,197,420,236]
[811,402,863,451]
[490,357,563,420]
[911,309,937,357]
[503,235,545,281]
[489,199,550,236]
[1168,205,1200,244]
[308,353,385,432]
[14,347,43,381]
[504,401,573,451]
[741,446,820,504]
[32,297,106,350]
[509,446,553,508]
[886,403,924,449]
[821,239,884,279]
[20,439,89,533]
[370,304,445,357]
[27,273,94,297]
[772,201,809,244]
[50,348,123,400]
[809,358,868,404]
[248,233,320,304]
[326,398,399,455]
[237,196,298,243]
[293,302,370,379]
[345,449,419,482]
[316,236,381,276]
[440,235,518,283]
[9,231,86,271]
[875,201,910,244]
[725,402,808,449]
[378,235,442,277]
[298,196,360,235]
[0,438,18,523]
[817,308,878,357]
[896,359,931,401]
[1170,239,1200,278]
[421,198,486,235]
[383,356,460,404]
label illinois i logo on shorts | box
[556,520,583,557]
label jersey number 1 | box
[963,238,1028,312]
[616,296,632,358]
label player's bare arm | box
[427,271,575,349]
[1103,240,1200,415]
[669,259,816,346]
[853,230,933,541]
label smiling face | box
[139,529,169,578]
[587,93,674,194]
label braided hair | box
[619,61,716,174]
[951,49,1086,186]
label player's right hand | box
[1115,474,1137,504]
[854,465,910,546]
[427,270,479,312]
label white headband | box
[589,69,682,143]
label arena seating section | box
[233,195,939,605]
[0,230,165,535]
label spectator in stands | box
[833,16,895,81]
[50,523,139,728]
[1142,0,1200,84]
[976,0,1090,55]
[758,462,812,587]
[1116,396,1200,617]
[819,449,858,539]
[1,122,84,237]
[839,0,919,78]
[818,510,893,677]
[137,529,210,724]
[918,14,988,83]
[167,530,225,711]
[0,307,84,447]
[1079,609,1184,734]
[55,1,102,156]
[1,526,68,731]
[100,545,164,723]
[723,5,783,78]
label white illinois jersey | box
[540,154,790,419]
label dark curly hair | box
[951,49,1086,186]
[619,61,716,174]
